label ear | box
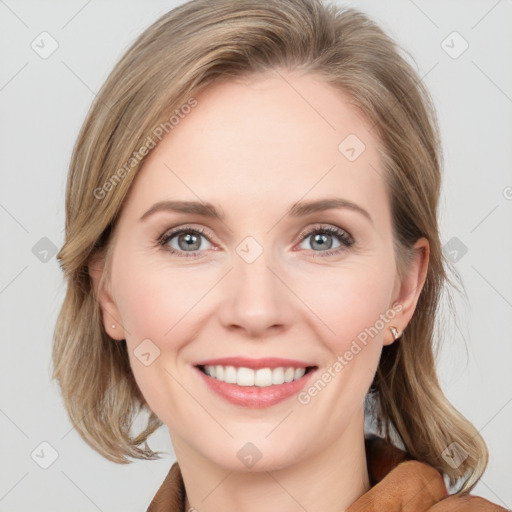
[384,237,430,346]
[88,251,125,340]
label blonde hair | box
[52,0,488,493]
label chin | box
[202,439,304,474]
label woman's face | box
[93,70,428,471]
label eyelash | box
[157,224,355,258]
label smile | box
[198,364,316,387]
[193,357,318,408]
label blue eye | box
[158,224,354,258]
[298,225,354,257]
[159,226,212,257]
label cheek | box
[293,260,395,352]
[113,253,204,344]
[293,267,395,418]
[110,257,198,417]
[111,251,228,399]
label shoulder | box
[389,461,507,511]
[362,435,508,511]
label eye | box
[158,226,213,257]
[296,224,354,257]
[157,223,354,258]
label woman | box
[51,0,506,510]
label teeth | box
[202,365,308,387]
[238,367,254,386]
[224,365,237,383]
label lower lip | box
[194,366,316,408]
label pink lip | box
[193,356,314,370]
[193,364,317,409]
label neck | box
[175,413,371,512]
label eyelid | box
[293,223,354,246]
[158,223,216,244]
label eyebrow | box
[139,198,373,225]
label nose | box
[217,249,296,338]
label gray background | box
[1,0,511,510]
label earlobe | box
[88,255,125,340]
[383,323,403,346]
[389,326,402,341]
[100,298,126,341]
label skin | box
[90,69,429,512]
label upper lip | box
[194,357,316,370]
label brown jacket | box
[147,435,507,511]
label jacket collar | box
[147,434,505,511]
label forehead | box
[122,71,387,224]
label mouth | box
[196,364,317,387]
[192,357,318,408]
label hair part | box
[52,0,487,493]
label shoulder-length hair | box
[52,0,487,493]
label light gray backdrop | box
[1,0,511,510]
